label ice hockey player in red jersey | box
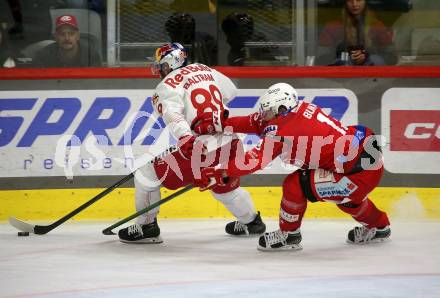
[194,82,391,251]
[118,43,265,243]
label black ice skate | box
[347,225,391,244]
[118,219,163,244]
[258,229,302,251]
[225,211,266,236]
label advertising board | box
[382,88,440,174]
[0,89,357,177]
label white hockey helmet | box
[259,83,299,121]
[152,42,188,78]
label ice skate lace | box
[265,230,287,246]
[234,221,249,235]
[128,224,143,237]
[354,226,376,243]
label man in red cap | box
[33,14,102,67]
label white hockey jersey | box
[152,63,238,150]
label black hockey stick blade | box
[102,228,116,235]
[102,184,193,235]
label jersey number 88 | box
[190,84,224,116]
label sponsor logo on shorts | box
[315,177,358,198]
[314,169,334,183]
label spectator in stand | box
[1,25,21,67]
[221,12,282,66]
[318,0,396,66]
[33,14,102,67]
[165,12,217,66]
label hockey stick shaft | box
[24,173,135,235]
[37,172,135,234]
[9,145,182,235]
[102,184,193,235]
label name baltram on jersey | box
[224,101,374,176]
[152,63,237,141]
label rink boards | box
[0,67,439,221]
[1,186,439,221]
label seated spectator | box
[318,0,396,66]
[33,14,102,67]
[165,12,217,66]
[221,12,283,66]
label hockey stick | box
[9,173,135,235]
[9,145,181,235]
[102,184,193,235]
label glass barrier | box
[1,0,439,68]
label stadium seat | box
[22,40,55,59]
[410,28,440,65]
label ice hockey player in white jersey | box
[118,42,266,243]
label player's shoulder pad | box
[155,81,181,98]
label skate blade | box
[227,233,263,238]
[257,243,303,252]
[119,236,163,244]
[346,238,391,245]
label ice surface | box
[1,219,439,298]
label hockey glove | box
[194,165,229,191]
[191,110,229,135]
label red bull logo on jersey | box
[164,64,212,88]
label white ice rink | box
[1,219,439,298]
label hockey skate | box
[347,225,391,244]
[258,229,302,251]
[225,212,266,236]
[118,219,163,244]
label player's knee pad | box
[338,198,390,227]
[210,176,240,194]
[337,197,370,216]
[210,187,256,223]
[211,186,247,203]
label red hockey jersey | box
[224,102,371,177]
